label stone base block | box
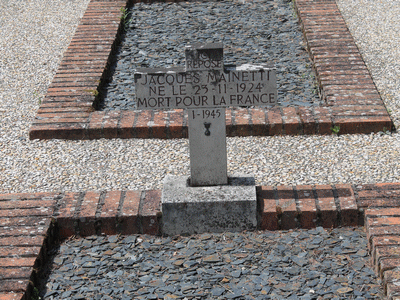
[161,175,257,235]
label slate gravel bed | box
[98,0,321,111]
[39,227,382,299]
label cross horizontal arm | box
[134,64,277,110]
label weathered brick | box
[0,267,32,280]
[298,107,316,134]
[383,269,400,296]
[62,52,110,60]
[371,241,396,265]
[267,108,283,135]
[315,185,337,228]
[0,292,24,300]
[326,92,381,101]
[317,69,370,77]
[296,185,317,229]
[39,99,93,107]
[367,217,400,232]
[359,198,400,209]
[0,226,47,237]
[282,107,301,135]
[225,109,233,136]
[258,186,278,231]
[367,226,400,245]
[386,282,400,299]
[313,107,332,134]
[30,123,88,140]
[99,191,121,235]
[0,192,56,201]
[38,106,91,114]
[88,111,105,138]
[276,186,297,230]
[334,116,392,134]
[366,183,400,190]
[375,246,400,268]
[251,108,267,136]
[0,199,55,210]
[0,217,50,228]
[0,279,29,293]
[135,111,152,138]
[33,117,88,125]
[0,257,36,268]
[118,111,136,139]
[358,189,400,200]
[168,110,185,138]
[56,192,80,239]
[366,207,400,218]
[140,190,161,235]
[0,207,53,218]
[0,236,45,247]
[0,246,40,258]
[332,108,388,118]
[78,191,100,236]
[326,98,384,106]
[79,191,100,219]
[379,258,400,278]
[235,108,251,136]
[103,111,120,139]
[335,184,358,226]
[152,111,168,138]
[119,190,141,235]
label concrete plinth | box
[161,175,257,235]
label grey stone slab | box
[134,64,277,109]
[188,107,227,186]
[161,175,257,235]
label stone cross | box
[134,43,277,187]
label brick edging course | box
[6,183,400,298]
[0,193,60,300]
[29,0,393,140]
[356,183,400,298]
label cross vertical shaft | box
[185,44,228,186]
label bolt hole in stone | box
[96,0,321,111]
[36,228,383,299]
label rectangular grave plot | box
[96,0,322,112]
[29,0,393,140]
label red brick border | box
[5,183,400,298]
[258,183,360,231]
[28,0,393,140]
[0,193,60,300]
[355,183,400,299]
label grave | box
[134,43,277,235]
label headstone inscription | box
[134,43,277,187]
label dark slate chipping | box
[98,0,321,111]
[38,227,383,299]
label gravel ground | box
[0,0,400,194]
[39,228,383,299]
[336,0,400,128]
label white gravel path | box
[336,0,400,128]
[0,0,399,194]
